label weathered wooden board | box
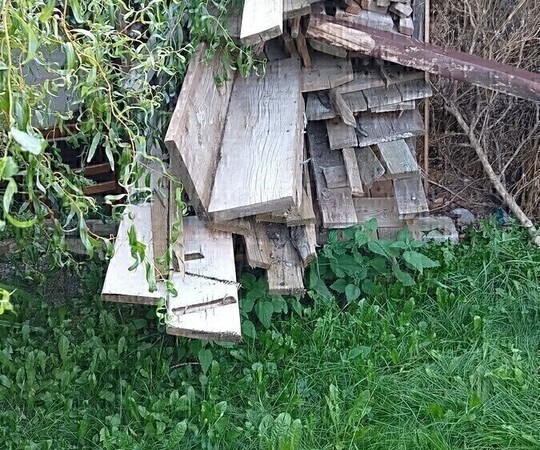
[302,52,354,92]
[102,204,163,304]
[323,165,348,188]
[377,227,403,240]
[267,224,305,294]
[167,217,241,342]
[356,110,424,147]
[305,90,367,121]
[339,10,394,31]
[205,218,253,235]
[334,69,384,95]
[305,14,540,101]
[284,0,312,18]
[290,224,318,267]
[343,147,364,196]
[362,84,402,108]
[369,179,394,197]
[371,100,415,113]
[393,175,429,219]
[377,139,419,177]
[165,44,234,215]
[329,88,356,126]
[240,0,283,45]
[326,118,358,149]
[295,30,313,68]
[354,197,405,227]
[244,221,272,269]
[308,39,347,58]
[397,79,433,101]
[151,186,169,279]
[307,121,357,228]
[208,58,304,221]
[356,146,385,188]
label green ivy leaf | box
[403,250,440,274]
[345,284,361,303]
[10,128,46,155]
[198,348,213,374]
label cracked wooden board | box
[302,52,354,92]
[356,109,424,147]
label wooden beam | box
[305,14,540,101]
[240,0,283,45]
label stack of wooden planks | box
[103,0,537,342]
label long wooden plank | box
[306,14,540,101]
[393,176,429,219]
[208,58,304,221]
[240,0,283,45]
[306,90,367,121]
[302,52,354,92]
[307,121,357,228]
[267,224,305,294]
[342,148,364,197]
[377,139,419,177]
[166,217,241,342]
[326,118,358,149]
[102,204,163,304]
[165,44,234,215]
[356,110,424,147]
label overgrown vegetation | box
[2,221,540,449]
[0,0,256,273]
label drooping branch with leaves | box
[0,0,255,281]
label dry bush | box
[429,0,540,218]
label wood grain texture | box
[166,216,241,342]
[329,88,356,126]
[284,0,312,18]
[371,100,415,113]
[267,224,305,294]
[354,197,404,227]
[305,14,540,101]
[369,179,394,197]
[308,39,347,58]
[307,121,357,228]
[208,58,304,221]
[363,84,402,108]
[244,221,272,269]
[396,79,433,101]
[339,10,394,31]
[323,165,348,188]
[295,30,313,68]
[102,204,163,305]
[302,52,353,92]
[240,0,283,45]
[326,117,358,149]
[151,187,169,279]
[356,146,385,188]
[290,224,318,266]
[305,90,367,121]
[165,44,234,215]
[377,139,419,176]
[393,175,429,218]
[356,110,424,147]
[343,148,364,196]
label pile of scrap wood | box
[101,0,540,342]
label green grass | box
[1,222,540,449]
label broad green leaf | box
[198,348,213,374]
[58,335,69,363]
[241,320,256,339]
[255,300,273,328]
[392,265,415,286]
[10,128,46,155]
[0,157,18,180]
[345,284,361,303]
[367,240,388,258]
[38,0,56,22]
[403,250,440,274]
[330,279,348,293]
[349,346,371,359]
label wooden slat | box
[377,139,419,177]
[328,88,355,126]
[208,58,303,221]
[284,0,312,18]
[356,110,424,147]
[338,10,394,31]
[165,44,234,215]
[102,204,163,304]
[305,90,367,121]
[342,148,364,197]
[363,84,402,109]
[267,224,305,294]
[322,165,348,188]
[396,79,433,101]
[377,227,403,240]
[83,180,118,196]
[167,217,240,342]
[369,179,394,197]
[302,52,353,92]
[393,176,429,219]
[326,118,358,149]
[308,39,347,58]
[240,0,283,45]
[290,224,317,267]
[354,197,405,227]
[243,221,272,269]
[206,218,253,235]
[334,69,384,95]
[151,186,169,279]
[371,100,415,113]
[294,30,313,68]
[307,121,357,228]
[357,146,385,188]
[306,14,540,101]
